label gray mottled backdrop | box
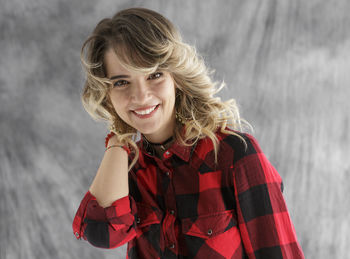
[1,0,349,258]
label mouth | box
[132,104,160,118]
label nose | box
[130,79,151,104]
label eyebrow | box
[109,75,130,80]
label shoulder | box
[216,129,263,164]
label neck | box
[146,135,174,146]
[143,135,175,158]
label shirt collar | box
[138,131,193,162]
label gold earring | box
[175,111,185,124]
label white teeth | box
[134,105,157,115]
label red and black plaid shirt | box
[73,130,304,258]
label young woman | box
[72,8,304,259]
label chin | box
[137,126,159,135]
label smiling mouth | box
[132,104,160,118]
[133,105,157,115]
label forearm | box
[89,136,129,208]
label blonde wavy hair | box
[81,8,250,170]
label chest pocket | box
[181,210,237,239]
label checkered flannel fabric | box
[73,130,304,258]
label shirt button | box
[207,229,213,236]
[136,217,141,224]
[169,243,175,249]
[165,171,170,176]
[170,210,175,215]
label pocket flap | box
[181,210,236,239]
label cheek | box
[110,92,127,114]
[161,81,176,102]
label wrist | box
[108,135,124,146]
[106,144,124,151]
[104,132,131,155]
[105,132,123,146]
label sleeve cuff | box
[72,190,96,240]
[105,132,116,148]
[85,193,131,220]
[104,195,134,232]
[83,192,133,232]
[104,195,131,219]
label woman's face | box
[104,49,176,143]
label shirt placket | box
[156,153,178,255]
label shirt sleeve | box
[232,133,304,258]
[72,190,137,249]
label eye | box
[148,72,163,80]
[113,80,129,88]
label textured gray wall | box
[1,0,349,258]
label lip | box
[132,104,160,119]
